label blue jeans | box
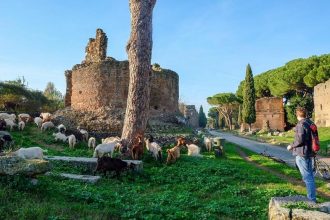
[296,156,316,202]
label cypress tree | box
[242,64,256,131]
[198,105,207,128]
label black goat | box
[94,156,135,178]
[0,119,7,131]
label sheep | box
[102,136,121,144]
[64,129,84,142]
[68,134,77,149]
[186,144,203,157]
[14,147,47,159]
[41,121,55,132]
[131,134,144,160]
[93,156,135,178]
[52,132,68,142]
[34,117,43,128]
[18,113,31,122]
[144,136,162,161]
[5,119,16,131]
[18,121,25,131]
[57,124,66,133]
[40,112,52,122]
[204,137,213,152]
[88,137,96,149]
[93,140,121,158]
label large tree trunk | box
[121,0,157,148]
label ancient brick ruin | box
[63,29,179,132]
[314,79,330,127]
[252,97,285,131]
[179,105,199,128]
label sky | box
[1,0,330,114]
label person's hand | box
[287,145,293,151]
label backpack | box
[304,120,320,153]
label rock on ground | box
[0,155,51,176]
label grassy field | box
[0,125,323,219]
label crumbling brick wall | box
[66,29,179,117]
[314,79,330,127]
[253,97,285,131]
[180,105,199,128]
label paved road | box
[209,130,297,167]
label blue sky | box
[1,0,330,114]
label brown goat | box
[166,137,186,164]
[131,134,144,160]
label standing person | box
[287,107,316,202]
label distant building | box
[314,79,330,127]
[179,104,199,128]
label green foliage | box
[242,64,256,125]
[207,93,240,105]
[198,105,207,128]
[208,107,219,129]
[0,128,302,219]
[285,95,313,125]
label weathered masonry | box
[314,79,330,127]
[65,29,179,116]
[253,97,285,131]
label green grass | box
[0,125,317,219]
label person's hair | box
[296,107,307,118]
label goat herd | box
[0,112,221,177]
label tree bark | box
[121,0,157,148]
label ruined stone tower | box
[63,29,179,132]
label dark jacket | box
[292,118,314,157]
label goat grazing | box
[41,121,55,132]
[186,144,203,157]
[57,124,66,133]
[166,137,186,164]
[88,137,96,149]
[18,121,25,131]
[34,117,43,128]
[53,132,68,142]
[77,126,88,142]
[204,137,213,152]
[94,156,135,178]
[0,119,7,131]
[102,136,120,144]
[93,140,121,158]
[144,136,162,161]
[14,147,47,159]
[68,134,77,149]
[40,112,52,122]
[5,119,16,131]
[18,113,31,123]
[131,134,144,160]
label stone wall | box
[253,97,285,131]
[180,105,199,128]
[63,29,179,132]
[314,79,330,127]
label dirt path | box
[234,145,330,200]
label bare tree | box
[121,0,157,148]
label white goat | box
[18,121,25,131]
[4,119,16,131]
[53,132,68,142]
[204,137,213,152]
[34,117,43,128]
[77,126,88,142]
[93,140,121,158]
[14,147,47,159]
[68,134,77,149]
[40,112,52,122]
[88,137,96,149]
[41,121,55,132]
[18,113,30,122]
[57,124,66,133]
[186,144,203,157]
[0,113,16,121]
[144,138,162,160]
